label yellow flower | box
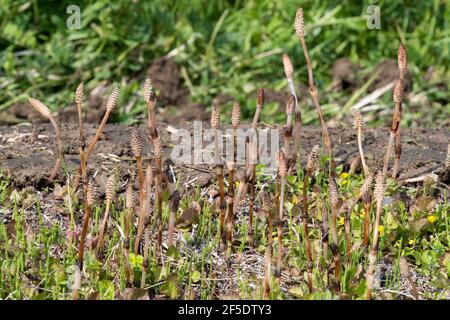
[359,209,365,218]
[408,239,415,245]
[378,225,384,235]
[339,216,344,226]
[292,194,298,206]
[340,172,349,179]
[427,215,437,224]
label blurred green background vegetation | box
[0,0,448,127]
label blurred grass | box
[0,0,448,127]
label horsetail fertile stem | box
[75,83,87,196]
[282,54,298,108]
[351,108,370,177]
[263,243,272,300]
[366,172,386,300]
[28,98,64,180]
[248,89,264,246]
[344,204,351,260]
[329,176,341,288]
[211,105,226,246]
[302,145,319,291]
[144,77,158,139]
[382,79,404,177]
[124,183,134,287]
[85,87,119,158]
[141,167,155,288]
[392,45,407,178]
[168,190,180,248]
[282,55,302,175]
[233,88,264,214]
[294,8,336,177]
[134,166,153,255]
[96,173,117,258]
[74,86,119,189]
[360,174,374,249]
[77,180,97,269]
[399,256,419,300]
[225,102,241,247]
[72,265,81,300]
[261,191,273,257]
[276,150,287,280]
[131,127,144,206]
[320,197,329,263]
[152,136,164,254]
[283,95,295,166]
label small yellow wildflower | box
[378,225,384,235]
[359,209,364,218]
[340,172,349,179]
[292,194,299,206]
[427,215,437,224]
[339,216,344,226]
[408,239,415,245]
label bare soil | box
[0,123,448,191]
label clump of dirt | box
[331,58,359,91]
[147,57,190,107]
[367,59,413,92]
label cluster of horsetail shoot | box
[2,6,446,301]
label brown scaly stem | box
[77,181,97,269]
[154,154,163,257]
[288,110,303,175]
[392,121,402,178]
[301,145,320,291]
[225,194,234,262]
[144,77,158,140]
[344,205,351,262]
[74,87,119,189]
[248,171,256,247]
[382,80,403,177]
[211,105,226,247]
[366,172,386,300]
[226,102,240,247]
[134,166,153,255]
[282,55,302,175]
[72,266,81,300]
[168,190,180,248]
[362,194,372,250]
[320,200,329,263]
[351,108,369,177]
[283,96,295,166]
[131,128,144,206]
[261,191,273,257]
[140,169,154,285]
[96,174,117,258]
[225,163,235,251]
[328,177,341,291]
[295,9,336,177]
[141,216,151,289]
[124,183,134,287]
[233,88,264,213]
[78,204,91,269]
[359,173,374,250]
[75,83,87,195]
[399,256,419,300]
[392,45,407,179]
[262,243,272,300]
[276,151,287,280]
[28,98,65,180]
[346,174,373,252]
